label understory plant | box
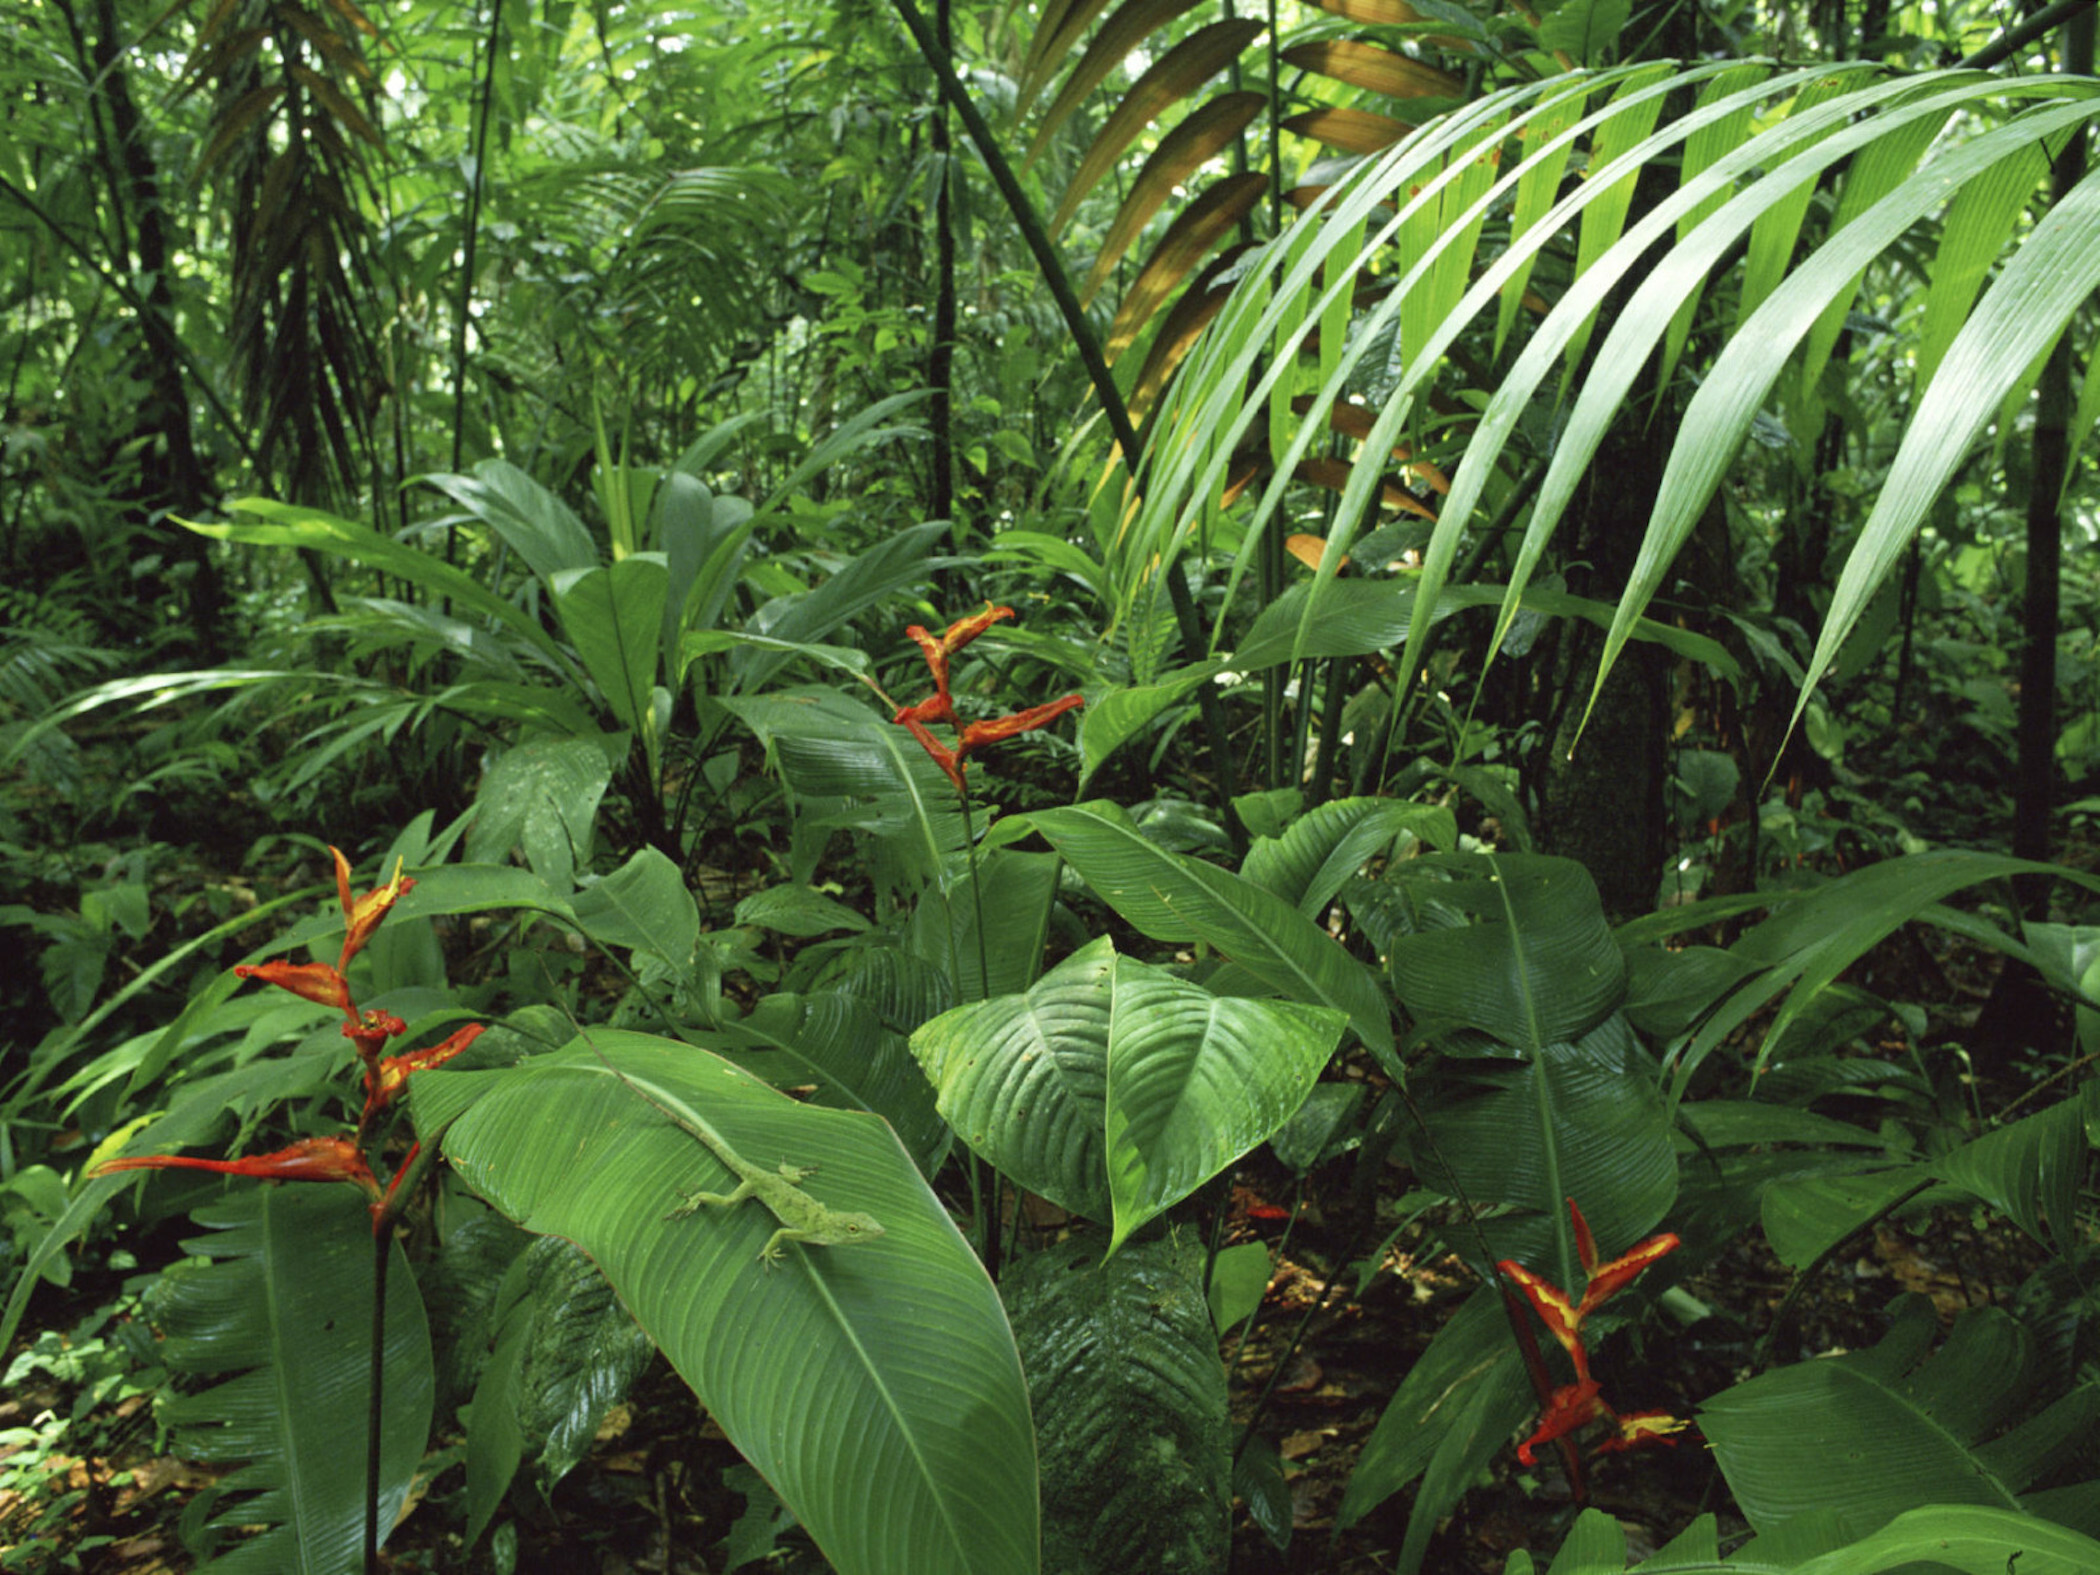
[14,593,2095,1575]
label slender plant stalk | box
[448,0,504,483]
[886,0,1247,853]
[364,1224,388,1575]
[957,789,1002,1273]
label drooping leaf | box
[420,1035,1037,1575]
[1003,1234,1228,1575]
[1019,802,1394,1062]
[149,1187,433,1574]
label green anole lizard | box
[567,1013,884,1267]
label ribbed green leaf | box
[914,938,1117,1222]
[1789,1505,2100,1575]
[1241,797,1458,918]
[568,847,697,975]
[1704,1297,2100,1552]
[552,555,667,740]
[1406,1014,1675,1275]
[725,520,945,696]
[1003,1235,1228,1575]
[1388,854,1625,1051]
[422,459,598,591]
[464,738,613,894]
[149,1187,433,1575]
[911,937,1344,1246]
[1019,803,1394,1060]
[422,1036,1037,1575]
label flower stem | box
[365,1220,388,1575]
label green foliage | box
[1003,1234,1230,1575]
[147,1188,433,1571]
[420,1034,1039,1575]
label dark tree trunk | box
[83,0,224,654]
[1535,424,1670,918]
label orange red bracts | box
[892,606,1082,792]
[1499,1199,1690,1470]
[95,1136,383,1201]
[92,846,475,1231]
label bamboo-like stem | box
[886,0,1247,853]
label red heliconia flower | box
[93,1135,383,1201]
[235,959,354,1017]
[900,714,968,792]
[366,1022,485,1116]
[1500,1257,1591,1379]
[891,608,1082,793]
[334,847,413,972]
[1515,1379,1605,1466]
[1569,1199,1680,1314]
[1500,1198,1686,1472]
[344,1008,410,1072]
[1597,1410,1693,1455]
[957,695,1087,760]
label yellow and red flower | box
[94,1135,383,1202]
[1499,1199,1690,1471]
[892,607,1082,792]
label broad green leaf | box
[906,849,1061,1002]
[735,885,873,937]
[1003,1235,1228,1575]
[1407,1014,1675,1275]
[466,737,616,894]
[186,504,570,670]
[1789,1505,2100,1575]
[1099,954,1343,1250]
[711,991,949,1172]
[722,687,964,881]
[914,938,1118,1222]
[423,1035,1037,1575]
[1242,797,1457,918]
[1207,1241,1270,1337]
[422,460,597,590]
[727,520,946,695]
[1076,660,1225,793]
[1703,1297,2100,1550]
[569,848,697,977]
[1388,854,1625,1052]
[1019,803,1394,1061]
[553,555,668,742]
[912,939,1343,1245]
[150,1187,433,1575]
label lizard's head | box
[831,1211,885,1244]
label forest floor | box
[0,870,2079,1574]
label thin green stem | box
[364,1221,388,1575]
